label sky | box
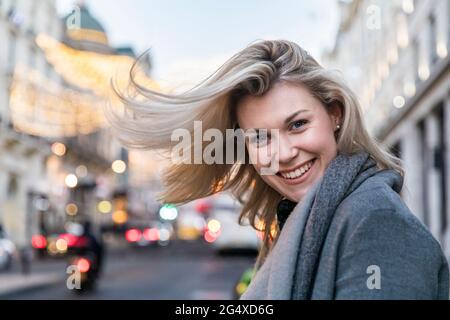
[56,0,340,89]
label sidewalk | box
[0,259,66,298]
[0,237,130,299]
[0,272,63,298]
[0,241,132,299]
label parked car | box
[31,229,81,258]
[32,232,68,258]
[0,225,16,271]
[125,221,174,248]
[176,210,206,241]
[205,194,260,254]
[206,210,260,254]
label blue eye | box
[290,119,308,130]
[250,133,270,147]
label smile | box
[277,158,317,184]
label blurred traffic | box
[1,0,449,299]
[0,1,259,299]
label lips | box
[277,158,316,177]
[276,158,317,185]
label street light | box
[112,160,126,174]
[51,142,66,156]
[97,200,112,214]
[65,174,78,188]
[65,203,78,216]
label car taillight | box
[76,257,91,273]
[73,236,89,248]
[143,228,159,241]
[125,229,142,242]
[204,220,221,243]
[204,229,221,243]
[31,235,47,249]
[59,233,77,247]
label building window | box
[6,30,17,77]
[7,173,18,197]
[390,141,402,159]
[435,104,447,234]
[412,38,420,85]
[429,14,438,65]
[448,0,450,48]
[418,119,429,227]
[28,44,36,68]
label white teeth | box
[280,159,314,180]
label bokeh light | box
[97,200,112,214]
[112,210,128,224]
[112,160,127,174]
[51,142,66,156]
[65,174,78,188]
[65,203,78,216]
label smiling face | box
[236,81,342,202]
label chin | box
[283,187,310,202]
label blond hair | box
[107,40,404,269]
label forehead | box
[236,82,322,129]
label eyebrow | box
[284,109,310,125]
[247,109,311,132]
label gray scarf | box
[241,151,379,300]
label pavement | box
[0,272,64,298]
[0,239,256,299]
[0,236,133,298]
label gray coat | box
[241,169,449,300]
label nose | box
[277,134,299,164]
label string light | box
[36,33,161,98]
[11,33,163,138]
[10,66,106,137]
[66,29,109,45]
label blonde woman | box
[108,40,449,299]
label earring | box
[336,124,341,130]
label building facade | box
[0,0,62,247]
[0,1,135,248]
[324,0,450,258]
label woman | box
[108,40,449,299]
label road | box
[5,240,256,300]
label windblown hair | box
[107,40,404,269]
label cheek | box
[246,145,274,168]
[293,129,336,153]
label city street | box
[0,0,448,304]
[3,241,255,300]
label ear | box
[328,102,343,124]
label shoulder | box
[332,169,446,261]
[333,171,446,274]
[330,173,449,299]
